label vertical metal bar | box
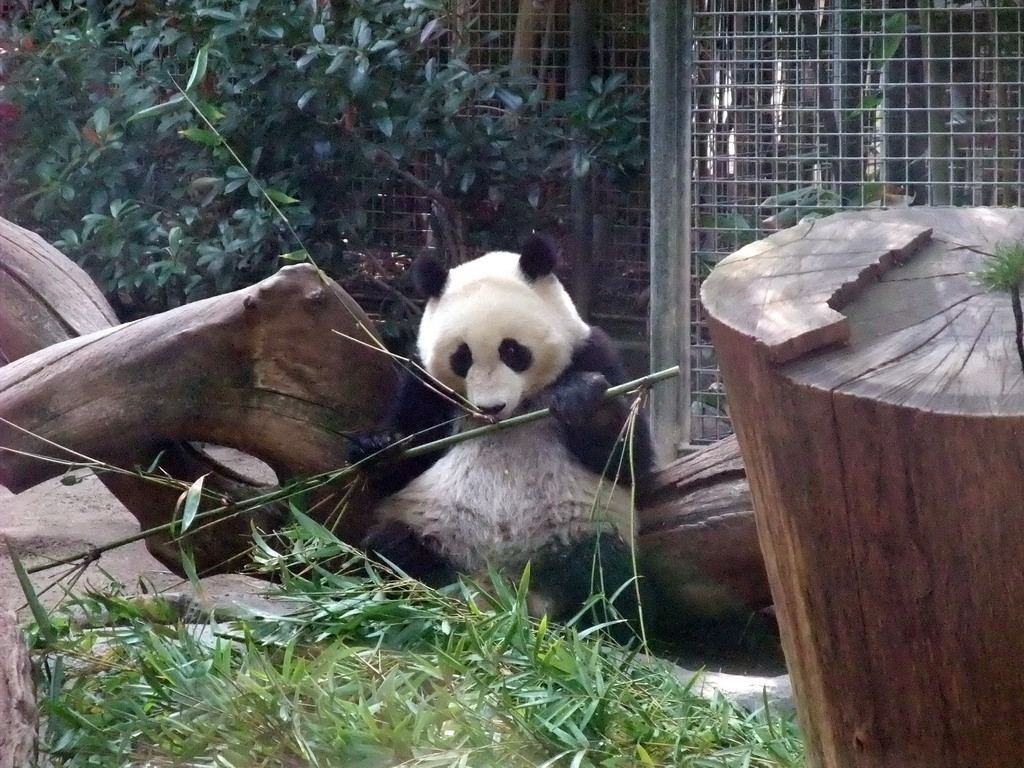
[568,0,595,318]
[648,0,692,459]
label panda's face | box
[415,245,590,420]
[424,304,570,418]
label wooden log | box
[0,261,396,571]
[702,207,1024,768]
[639,434,771,618]
[0,214,384,575]
[0,610,35,768]
[0,215,118,363]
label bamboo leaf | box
[180,546,200,585]
[179,474,207,533]
[186,45,210,92]
[8,542,55,644]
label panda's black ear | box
[411,255,448,298]
[519,234,558,282]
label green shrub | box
[0,0,647,318]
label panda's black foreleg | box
[544,326,655,488]
[544,370,654,490]
[348,361,459,494]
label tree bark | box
[0,263,393,494]
[1,217,290,572]
[0,214,118,362]
[1,263,394,492]
[0,611,35,768]
[703,207,1024,768]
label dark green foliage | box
[0,0,647,318]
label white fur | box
[417,250,590,417]
[374,421,635,573]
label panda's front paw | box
[347,430,405,467]
[549,372,609,426]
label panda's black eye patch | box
[499,338,533,372]
[450,343,472,378]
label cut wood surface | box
[703,207,1024,768]
[0,610,35,768]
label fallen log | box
[1,216,387,574]
[641,434,770,617]
[0,263,394,570]
[1,216,394,573]
[0,215,118,362]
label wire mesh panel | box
[684,0,1024,443]
[590,0,650,374]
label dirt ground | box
[0,473,182,613]
[0,450,276,614]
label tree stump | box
[0,611,35,767]
[702,207,1024,768]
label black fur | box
[540,327,655,492]
[348,364,455,494]
[411,255,448,298]
[528,531,652,642]
[362,519,458,587]
[518,233,558,282]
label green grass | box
[976,240,1024,292]
[25,521,803,768]
[977,240,1024,375]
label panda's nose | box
[477,403,506,417]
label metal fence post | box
[648,0,692,459]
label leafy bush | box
[0,0,648,318]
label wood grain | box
[0,224,395,574]
[702,207,1024,768]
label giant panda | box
[349,234,655,635]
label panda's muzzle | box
[476,403,506,417]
